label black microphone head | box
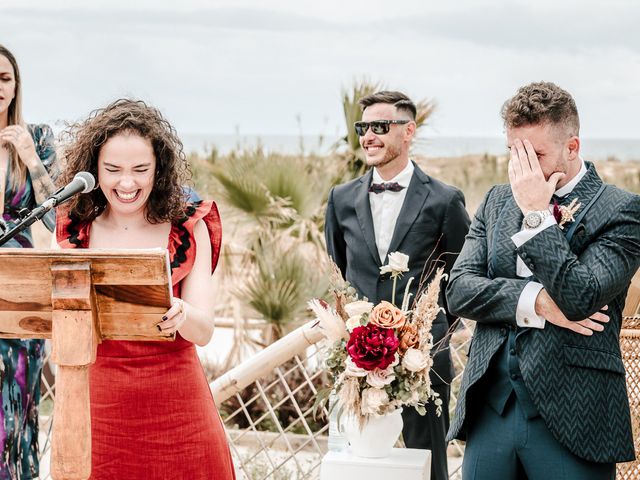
[74,172,96,193]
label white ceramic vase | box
[343,408,403,458]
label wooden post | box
[211,321,324,403]
[50,262,97,479]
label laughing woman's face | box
[97,132,156,216]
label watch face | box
[525,212,542,228]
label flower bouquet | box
[309,252,444,428]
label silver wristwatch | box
[523,210,551,229]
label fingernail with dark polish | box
[162,316,167,321]
[156,325,162,332]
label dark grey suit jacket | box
[446,162,640,463]
[325,163,470,385]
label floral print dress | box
[0,124,57,479]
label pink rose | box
[369,301,406,329]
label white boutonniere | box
[553,198,582,229]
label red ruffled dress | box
[56,201,235,480]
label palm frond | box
[415,98,437,129]
[211,151,272,218]
[212,150,334,241]
[340,79,382,176]
[236,238,329,337]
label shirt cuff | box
[516,282,546,329]
[511,215,556,248]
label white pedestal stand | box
[320,448,431,480]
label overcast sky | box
[3,0,640,140]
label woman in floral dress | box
[0,44,59,479]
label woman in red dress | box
[53,99,235,480]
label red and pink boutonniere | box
[553,198,582,229]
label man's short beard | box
[366,144,401,168]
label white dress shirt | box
[369,161,414,263]
[511,158,588,328]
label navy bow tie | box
[368,182,405,194]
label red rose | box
[346,324,399,371]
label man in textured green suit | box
[446,82,640,479]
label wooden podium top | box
[0,248,173,341]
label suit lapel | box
[552,162,602,244]
[386,164,431,259]
[355,169,382,266]
[559,162,603,212]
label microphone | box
[0,172,96,247]
[45,172,96,208]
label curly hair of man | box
[501,81,580,136]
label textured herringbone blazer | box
[325,163,470,385]
[446,162,640,463]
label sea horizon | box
[181,133,640,162]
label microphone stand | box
[0,198,56,247]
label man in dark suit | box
[325,90,470,480]
[446,82,640,479]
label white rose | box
[361,388,389,415]
[344,300,374,318]
[380,251,410,276]
[402,348,430,373]
[366,366,396,389]
[344,357,368,377]
[345,316,362,332]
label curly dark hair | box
[60,98,191,224]
[501,82,580,136]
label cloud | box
[2,2,639,138]
[5,3,639,53]
[2,7,341,36]
[395,3,640,53]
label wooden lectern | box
[0,248,174,480]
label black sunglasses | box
[354,120,409,136]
